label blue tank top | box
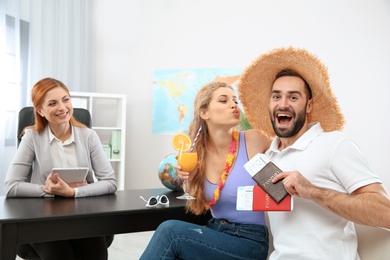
[204,131,266,225]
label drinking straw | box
[189,125,202,152]
[179,140,184,160]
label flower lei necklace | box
[208,129,239,207]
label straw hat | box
[237,47,345,137]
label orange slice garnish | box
[171,133,192,152]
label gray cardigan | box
[5,125,117,197]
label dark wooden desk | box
[0,188,211,260]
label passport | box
[244,153,288,204]
[236,185,293,211]
[253,185,292,211]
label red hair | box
[26,77,86,134]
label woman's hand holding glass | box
[176,159,198,182]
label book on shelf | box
[244,153,288,203]
[102,144,111,159]
[236,185,293,211]
[110,130,121,159]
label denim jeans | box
[140,218,269,260]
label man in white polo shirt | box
[238,47,390,260]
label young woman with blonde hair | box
[141,81,271,259]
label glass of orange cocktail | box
[172,133,197,200]
[176,151,197,200]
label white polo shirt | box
[266,122,381,260]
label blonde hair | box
[187,81,234,215]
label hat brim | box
[238,47,345,137]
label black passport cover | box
[251,162,288,203]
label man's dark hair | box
[274,69,313,100]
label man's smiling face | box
[269,76,312,138]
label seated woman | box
[5,77,117,260]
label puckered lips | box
[232,109,240,119]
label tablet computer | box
[51,167,89,183]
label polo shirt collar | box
[268,122,323,153]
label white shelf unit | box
[70,92,127,190]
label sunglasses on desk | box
[139,195,170,208]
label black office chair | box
[16,106,114,260]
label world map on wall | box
[152,68,242,135]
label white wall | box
[94,0,390,192]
